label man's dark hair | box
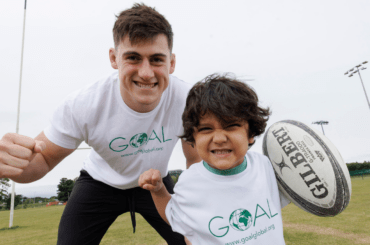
[180,73,271,147]
[113,3,173,51]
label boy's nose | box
[212,130,227,144]
[138,59,155,80]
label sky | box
[0,0,369,197]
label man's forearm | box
[150,187,172,225]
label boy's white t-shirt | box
[165,151,289,245]
[44,72,191,189]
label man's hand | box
[139,169,164,192]
[0,133,46,178]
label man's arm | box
[0,132,74,183]
[181,139,201,169]
[139,169,171,224]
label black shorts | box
[57,170,185,245]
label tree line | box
[0,177,77,211]
[346,161,370,171]
[1,161,370,209]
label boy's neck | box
[203,157,247,176]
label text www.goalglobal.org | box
[225,224,275,245]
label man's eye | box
[127,56,139,61]
[151,57,164,63]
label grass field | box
[0,177,369,244]
[282,177,370,245]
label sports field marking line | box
[284,222,370,244]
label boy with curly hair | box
[139,74,289,244]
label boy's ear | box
[248,137,255,145]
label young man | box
[0,3,199,245]
[139,74,290,245]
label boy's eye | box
[198,127,211,132]
[227,124,241,128]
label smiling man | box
[0,3,199,245]
[110,34,174,113]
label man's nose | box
[138,59,154,80]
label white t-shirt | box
[44,72,191,189]
[165,151,289,245]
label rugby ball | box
[262,120,351,217]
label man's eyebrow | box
[122,51,167,58]
[122,51,140,57]
[150,53,167,58]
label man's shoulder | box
[65,72,118,103]
[164,75,192,110]
[169,75,192,94]
[77,72,117,95]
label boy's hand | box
[139,169,171,225]
[139,169,164,192]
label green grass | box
[282,177,370,244]
[0,206,165,245]
[100,214,165,245]
[0,177,368,244]
[0,205,62,245]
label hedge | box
[346,161,370,171]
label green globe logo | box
[129,133,148,148]
[229,209,253,231]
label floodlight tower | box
[312,121,329,135]
[344,61,370,111]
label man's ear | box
[109,48,118,69]
[169,53,176,74]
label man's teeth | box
[213,150,231,154]
[136,82,155,88]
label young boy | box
[139,74,290,245]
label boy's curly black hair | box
[180,73,270,147]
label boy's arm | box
[150,186,172,225]
[139,169,171,224]
[181,139,201,169]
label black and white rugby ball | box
[263,120,351,217]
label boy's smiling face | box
[193,112,255,170]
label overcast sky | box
[1,0,369,197]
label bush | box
[347,161,370,171]
[170,175,177,183]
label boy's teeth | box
[214,150,231,154]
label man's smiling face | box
[109,34,176,113]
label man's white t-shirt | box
[165,151,289,245]
[44,72,191,189]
